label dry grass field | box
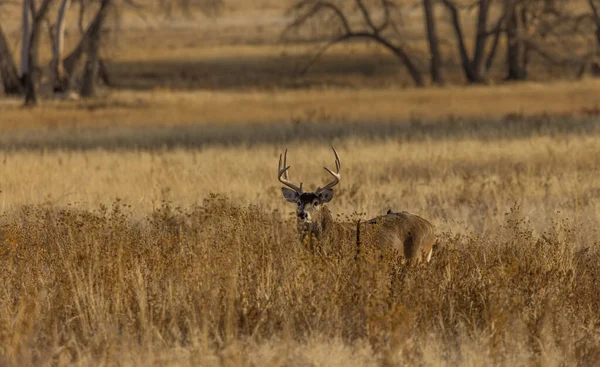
[2,80,600,132]
[1,1,600,366]
[1,124,599,366]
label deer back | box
[364,211,436,261]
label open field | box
[1,121,600,366]
[2,2,600,132]
[1,188,599,366]
[0,119,599,228]
[1,1,600,365]
[1,80,600,132]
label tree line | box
[0,0,116,105]
[284,0,600,86]
[0,0,222,106]
[1,1,600,106]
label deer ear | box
[318,189,334,203]
[282,188,299,203]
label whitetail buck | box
[278,147,436,262]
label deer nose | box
[298,212,307,220]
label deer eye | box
[313,200,319,206]
[297,200,301,206]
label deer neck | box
[297,206,335,242]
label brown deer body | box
[278,147,436,262]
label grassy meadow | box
[1,122,600,366]
[1,1,600,366]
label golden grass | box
[1,131,600,231]
[0,2,599,364]
[0,120,599,365]
[0,189,598,366]
[1,80,600,132]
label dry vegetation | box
[1,128,600,366]
[1,194,599,366]
[2,80,600,132]
[2,0,600,131]
[1,1,600,366]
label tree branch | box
[34,0,53,22]
[78,0,86,34]
[355,0,377,33]
[286,0,423,87]
[299,30,423,86]
[485,12,505,72]
[284,0,352,36]
[297,33,351,75]
[589,0,600,25]
[441,0,477,81]
[472,0,490,73]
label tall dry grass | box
[1,0,599,362]
[1,127,599,233]
[0,121,599,365]
[0,196,598,366]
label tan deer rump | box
[363,211,436,261]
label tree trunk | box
[98,58,112,86]
[472,0,491,77]
[505,1,527,80]
[0,24,23,95]
[441,0,482,83]
[24,19,42,105]
[368,34,424,87]
[423,0,444,85]
[24,0,54,106]
[80,0,112,97]
[587,0,600,66]
[20,0,31,79]
[81,28,101,97]
[63,0,112,90]
[484,15,505,72]
[52,0,72,92]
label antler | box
[316,146,341,193]
[278,149,303,194]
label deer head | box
[278,147,341,232]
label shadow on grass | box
[105,44,565,91]
[107,51,414,91]
[1,115,599,151]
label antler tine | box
[332,146,340,171]
[283,148,292,181]
[278,149,303,194]
[317,146,341,193]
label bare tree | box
[24,0,54,106]
[503,0,552,80]
[51,0,72,92]
[423,0,444,85]
[51,0,113,96]
[512,0,591,79]
[285,0,424,87]
[504,0,524,80]
[58,0,223,96]
[441,0,499,83]
[589,0,600,43]
[0,23,23,95]
[585,0,600,74]
[80,0,112,97]
[20,0,31,79]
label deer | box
[278,147,436,262]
